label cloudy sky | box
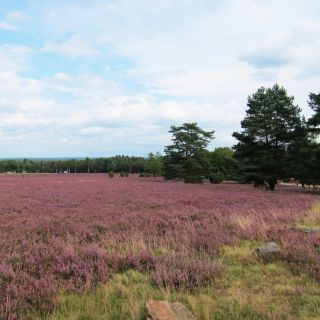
[0,0,319,157]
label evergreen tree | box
[163,123,214,183]
[290,92,320,187]
[233,84,303,190]
[308,92,320,132]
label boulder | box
[256,242,281,260]
[146,300,195,320]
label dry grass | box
[296,202,320,227]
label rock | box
[256,242,281,260]
[170,303,196,320]
[146,300,195,320]
[146,301,177,320]
[294,226,320,234]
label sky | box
[0,0,319,157]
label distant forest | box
[0,156,147,174]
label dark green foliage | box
[0,156,146,174]
[139,172,152,177]
[233,84,303,190]
[286,124,319,186]
[308,92,320,131]
[184,175,204,184]
[209,147,239,181]
[163,123,214,183]
[288,92,320,186]
[283,92,320,186]
[209,171,224,184]
[104,155,145,173]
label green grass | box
[38,240,320,320]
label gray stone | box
[256,242,281,260]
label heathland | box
[1,174,320,319]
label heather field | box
[1,174,320,319]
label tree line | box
[0,156,146,174]
[2,84,319,190]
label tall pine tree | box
[233,84,303,190]
[163,123,214,183]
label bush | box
[125,172,129,177]
[184,175,203,183]
[117,252,156,273]
[281,231,320,281]
[108,171,114,178]
[253,176,265,187]
[120,171,125,177]
[209,171,224,184]
[139,172,152,177]
[153,254,222,290]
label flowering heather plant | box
[280,230,320,280]
[0,174,318,319]
[54,243,112,289]
[153,254,223,290]
[117,251,156,273]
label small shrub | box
[125,172,129,177]
[108,171,114,178]
[209,171,224,184]
[281,231,320,280]
[139,172,152,177]
[118,252,156,273]
[153,254,222,290]
[120,171,125,177]
[190,227,236,255]
[184,175,203,183]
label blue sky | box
[0,0,319,157]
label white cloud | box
[37,0,319,108]
[0,21,18,31]
[42,35,101,59]
[0,45,33,73]
[0,10,28,31]
[0,0,320,156]
[7,10,28,23]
